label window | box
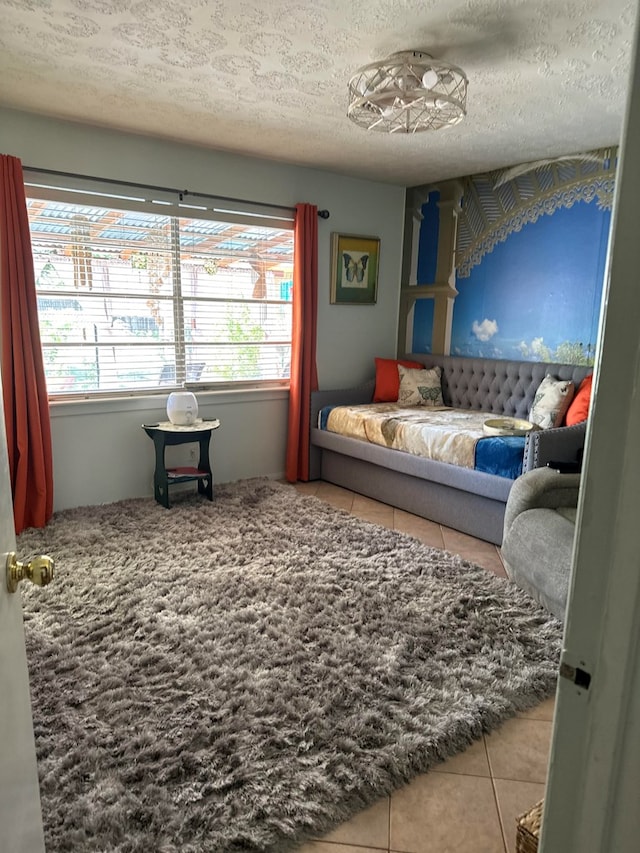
[25,177,294,397]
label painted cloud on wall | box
[518,337,594,364]
[472,319,498,342]
[518,337,547,358]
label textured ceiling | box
[0,0,636,186]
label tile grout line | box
[485,735,510,853]
[490,774,510,853]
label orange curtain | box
[285,203,319,482]
[0,154,54,532]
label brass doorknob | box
[6,552,55,594]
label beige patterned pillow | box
[397,365,444,407]
[529,375,575,429]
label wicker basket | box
[516,799,544,853]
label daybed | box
[309,354,591,544]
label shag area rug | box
[18,479,562,853]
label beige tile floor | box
[291,480,554,853]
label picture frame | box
[330,232,380,305]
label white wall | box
[47,388,289,512]
[0,108,406,509]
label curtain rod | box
[23,166,330,219]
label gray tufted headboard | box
[405,354,592,420]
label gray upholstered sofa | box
[309,354,591,544]
[501,467,580,619]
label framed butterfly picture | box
[330,233,380,304]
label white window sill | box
[49,384,290,418]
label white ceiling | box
[0,0,636,186]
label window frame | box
[24,172,295,401]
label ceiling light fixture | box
[347,50,468,134]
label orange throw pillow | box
[565,374,593,425]
[373,357,424,402]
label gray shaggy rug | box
[18,478,562,853]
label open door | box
[541,5,640,852]
[0,379,46,850]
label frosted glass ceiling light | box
[347,50,468,133]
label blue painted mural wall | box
[413,192,439,353]
[412,298,435,353]
[417,191,439,286]
[413,193,611,364]
[413,190,439,352]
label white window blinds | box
[24,174,294,397]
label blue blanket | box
[318,406,334,430]
[474,436,525,479]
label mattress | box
[319,403,525,480]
